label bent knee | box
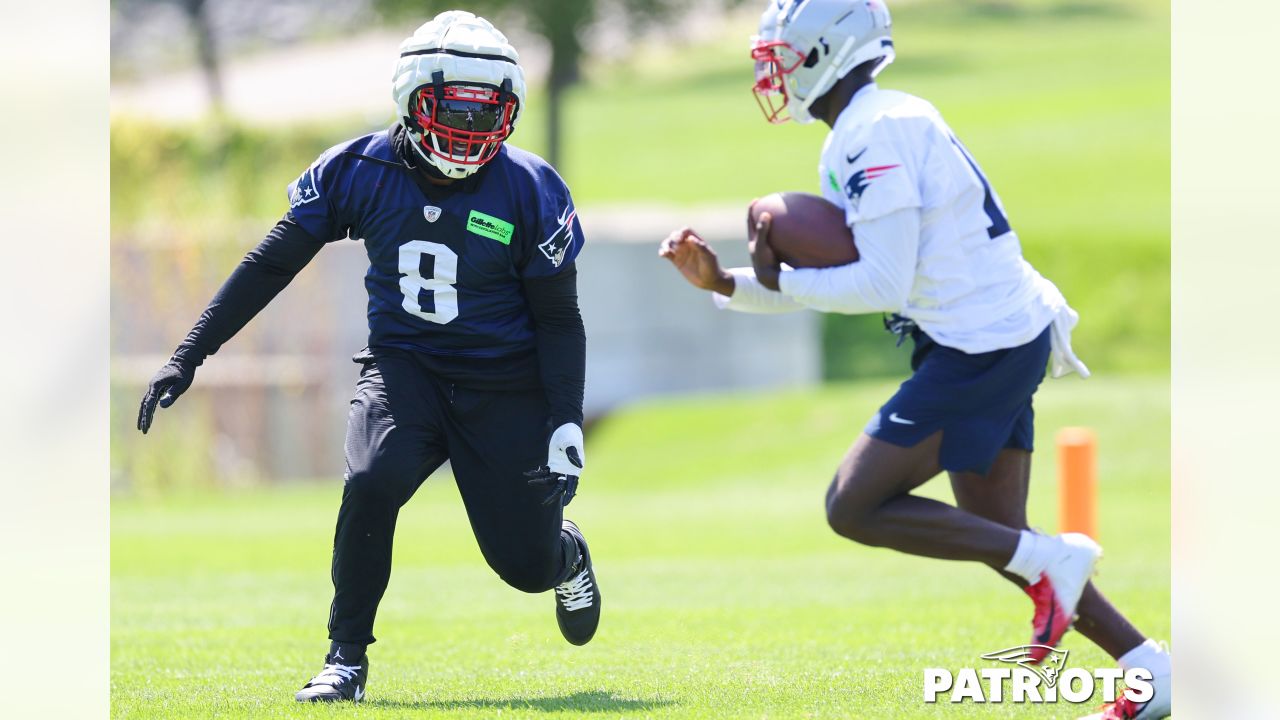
[826,507,881,545]
[493,559,561,594]
[825,486,882,546]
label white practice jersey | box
[817,84,1071,355]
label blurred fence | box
[111,206,819,492]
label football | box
[748,192,859,268]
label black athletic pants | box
[327,348,579,646]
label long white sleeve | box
[711,267,807,314]
[777,207,920,315]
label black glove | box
[137,356,198,434]
[524,446,582,507]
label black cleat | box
[295,651,368,702]
[555,520,601,646]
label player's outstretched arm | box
[660,226,804,314]
[137,216,327,434]
[658,227,734,295]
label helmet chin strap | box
[404,127,468,180]
[415,146,451,180]
[497,77,511,114]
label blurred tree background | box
[372,0,694,167]
[113,0,725,165]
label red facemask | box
[751,39,807,124]
[411,83,518,166]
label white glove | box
[1049,306,1091,379]
[548,422,585,476]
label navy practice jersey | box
[286,127,584,359]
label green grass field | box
[112,374,1169,719]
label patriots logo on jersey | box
[290,167,320,209]
[538,206,576,268]
[843,149,900,208]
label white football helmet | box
[392,11,528,179]
[751,0,895,124]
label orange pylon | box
[1057,427,1097,541]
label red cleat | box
[1024,577,1074,664]
[1023,532,1102,663]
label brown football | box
[748,192,858,268]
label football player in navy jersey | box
[136,11,601,703]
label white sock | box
[1004,530,1056,584]
[1118,638,1171,677]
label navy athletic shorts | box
[865,325,1052,475]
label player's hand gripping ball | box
[747,192,859,289]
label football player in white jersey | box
[659,2,1168,718]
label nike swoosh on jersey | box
[888,412,916,425]
[846,148,867,164]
